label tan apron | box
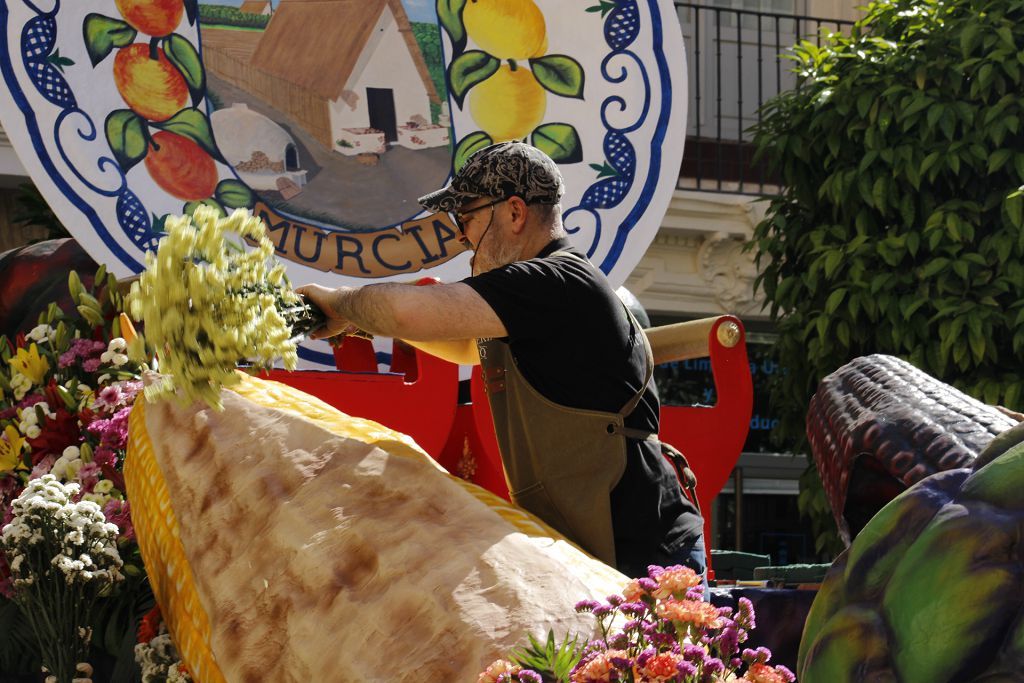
[477,292,654,566]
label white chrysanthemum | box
[1,475,123,588]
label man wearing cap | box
[299,142,705,578]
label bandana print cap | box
[418,141,565,213]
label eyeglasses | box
[450,198,506,236]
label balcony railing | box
[675,2,855,195]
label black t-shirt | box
[462,238,704,566]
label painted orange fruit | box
[115,0,184,38]
[145,131,218,201]
[470,64,546,142]
[113,43,189,122]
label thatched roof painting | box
[249,0,440,104]
[239,1,271,14]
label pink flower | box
[93,447,117,470]
[29,454,56,480]
[655,599,724,630]
[95,385,123,409]
[77,462,102,493]
[103,499,134,542]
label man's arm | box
[296,282,507,344]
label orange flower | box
[636,652,684,681]
[741,662,790,683]
[571,650,628,682]
[655,598,723,629]
[478,659,520,683]
[652,565,701,599]
[623,578,647,602]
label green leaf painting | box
[104,109,149,173]
[453,132,493,172]
[152,108,223,162]
[214,180,255,210]
[529,55,585,99]
[531,123,583,163]
[448,51,499,108]
[162,33,205,105]
[83,14,137,67]
[437,0,468,58]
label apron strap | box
[549,249,701,513]
[550,249,653,421]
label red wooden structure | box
[266,315,753,570]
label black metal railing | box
[675,2,855,195]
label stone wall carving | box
[625,191,769,320]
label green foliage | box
[510,630,582,683]
[412,22,448,124]
[198,4,271,29]
[750,0,1024,455]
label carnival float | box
[2,0,1022,681]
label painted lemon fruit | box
[463,0,548,60]
[470,65,546,142]
[113,43,189,122]
[145,131,218,201]
[115,0,184,38]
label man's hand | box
[294,284,359,340]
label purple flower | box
[742,647,772,665]
[592,604,613,617]
[610,652,633,667]
[606,594,625,606]
[637,577,658,592]
[682,644,705,661]
[82,358,101,373]
[703,657,725,675]
[775,665,796,682]
[575,599,600,613]
[517,671,543,683]
[636,648,656,668]
[737,597,756,630]
[715,625,741,657]
[677,660,697,677]
[620,601,647,617]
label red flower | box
[26,388,80,463]
[137,605,163,644]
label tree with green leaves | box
[749,0,1024,553]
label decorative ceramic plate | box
[0,0,686,367]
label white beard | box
[471,232,521,276]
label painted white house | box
[247,0,447,157]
